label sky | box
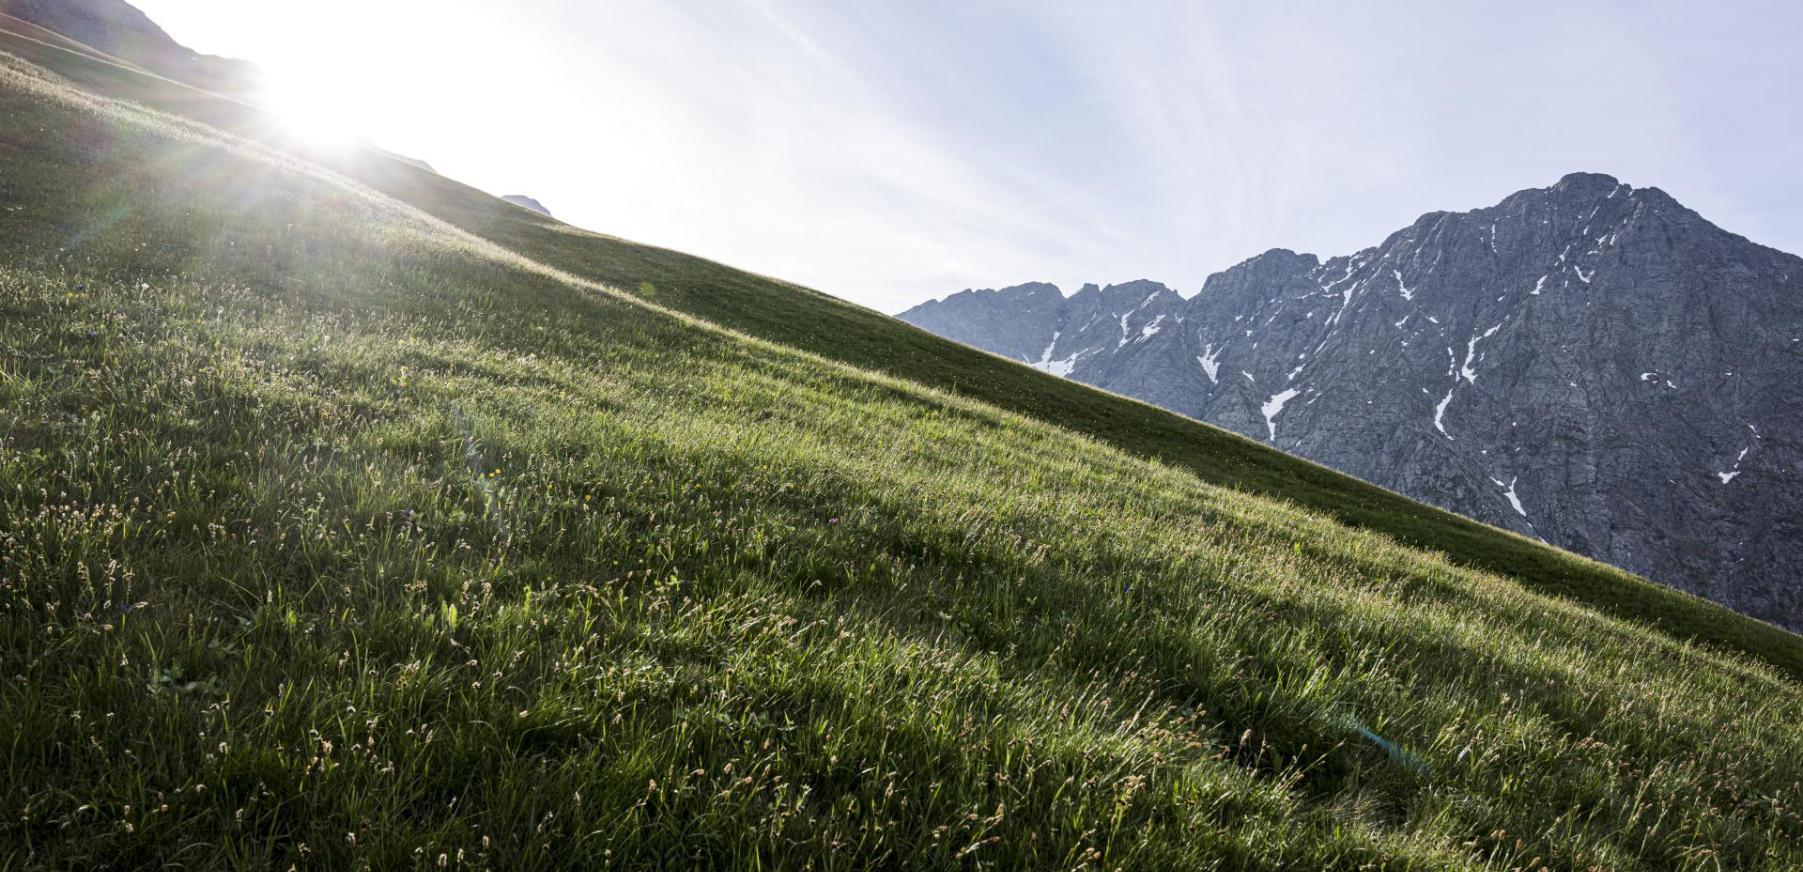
[134,0,1803,314]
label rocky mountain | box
[0,0,260,97]
[502,195,553,217]
[900,173,1803,631]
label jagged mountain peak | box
[992,280,1064,299]
[1201,249,1321,292]
[899,173,1803,631]
[1069,279,1180,305]
[928,281,1064,309]
[1551,170,1626,195]
[1106,278,1177,295]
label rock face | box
[501,195,552,217]
[899,173,1803,631]
[0,0,260,97]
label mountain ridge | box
[0,0,259,96]
[901,171,1803,630]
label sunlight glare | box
[259,65,379,148]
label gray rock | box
[501,195,552,217]
[899,173,1803,631]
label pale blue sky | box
[136,0,1803,313]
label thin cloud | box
[136,0,1803,313]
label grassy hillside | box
[0,0,259,96]
[1,30,1801,871]
[2,25,1794,687]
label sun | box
[258,66,375,148]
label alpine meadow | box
[1,14,1802,872]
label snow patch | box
[1460,324,1503,384]
[1392,269,1414,301]
[1197,344,1222,383]
[1531,275,1547,295]
[1490,476,1527,517]
[1718,445,1752,483]
[1261,388,1303,441]
[1116,295,1162,347]
[1030,332,1081,377]
[1433,389,1456,439]
[1321,272,1362,326]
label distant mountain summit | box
[0,0,259,96]
[502,195,553,217]
[901,173,1803,630]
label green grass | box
[5,21,1799,682]
[7,24,1792,687]
[0,32,1800,871]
